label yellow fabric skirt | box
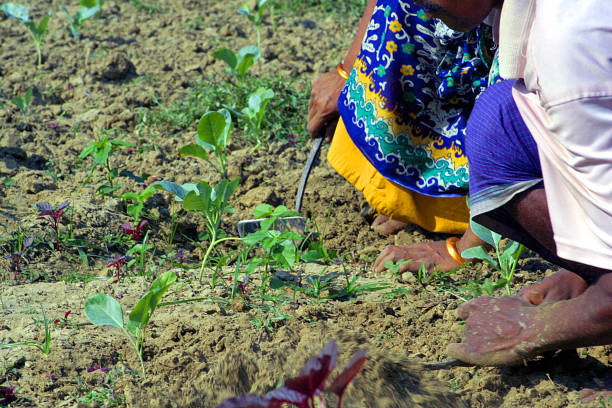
[328,117,469,234]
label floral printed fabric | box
[338,0,498,197]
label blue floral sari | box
[338,0,499,197]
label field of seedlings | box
[1,1,611,407]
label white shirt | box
[499,0,612,269]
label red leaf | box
[266,386,308,407]
[283,340,339,398]
[327,349,367,402]
[215,394,272,408]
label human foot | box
[518,269,587,305]
[371,215,407,236]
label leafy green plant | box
[119,186,156,221]
[10,87,32,120]
[126,231,155,275]
[154,178,241,280]
[61,0,102,39]
[179,109,232,178]
[79,131,134,196]
[333,261,390,300]
[238,0,271,66]
[242,205,305,286]
[212,45,260,80]
[384,259,411,276]
[461,231,524,295]
[0,3,51,67]
[84,270,177,377]
[239,87,274,147]
[0,302,51,354]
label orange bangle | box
[446,237,466,266]
[336,63,349,80]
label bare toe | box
[371,215,408,236]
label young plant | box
[238,0,271,68]
[10,87,32,121]
[0,302,51,354]
[120,220,148,240]
[241,205,305,289]
[119,186,157,221]
[212,45,260,80]
[240,87,274,147]
[61,0,101,39]
[217,340,367,408]
[126,231,155,275]
[179,109,232,178]
[84,270,177,377]
[9,236,33,279]
[79,131,134,196]
[107,254,127,281]
[461,230,525,296]
[154,178,241,280]
[0,3,51,67]
[36,201,70,250]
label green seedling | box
[61,0,102,39]
[240,87,274,147]
[10,87,32,120]
[1,3,51,67]
[84,270,177,377]
[79,131,134,196]
[384,259,411,276]
[242,205,305,289]
[461,230,524,295]
[119,186,156,221]
[154,178,241,280]
[179,109,231,178]
[238,0,271,67]
[126,231,155,275]
[212,45,260,80]
[0,302,51,354]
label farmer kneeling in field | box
[410,0,612,366]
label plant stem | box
[122,328,146,377]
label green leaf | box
[461,246,498,269]
[1,3,29,22]
[235,45,260,78]
[211,48,237,69]
[127,271,177,336]
[253,203,274,218]
[197,111,230,151]
[179,144,209,161]
[153,180,187,200]
[85,293,124,329]
[23,87,32,107]
[183,190,209,212]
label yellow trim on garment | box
[327,117,469,234]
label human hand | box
[447,296,541,366]
[518,269,587,305]
[373,240,462,274]
[307,70,346,141]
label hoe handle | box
[295,137,324,213]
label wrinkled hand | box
[307,70,346,141]
[447,296,541,366]
[518,269,588,305]
[373,240,461,274]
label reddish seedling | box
[53,310,71,326]
[0,386,17,405]
[36,201,70,250]
[107,255,127,281]
[9,236,33,279]
[120,220,148,240]
[217,340,367,408]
